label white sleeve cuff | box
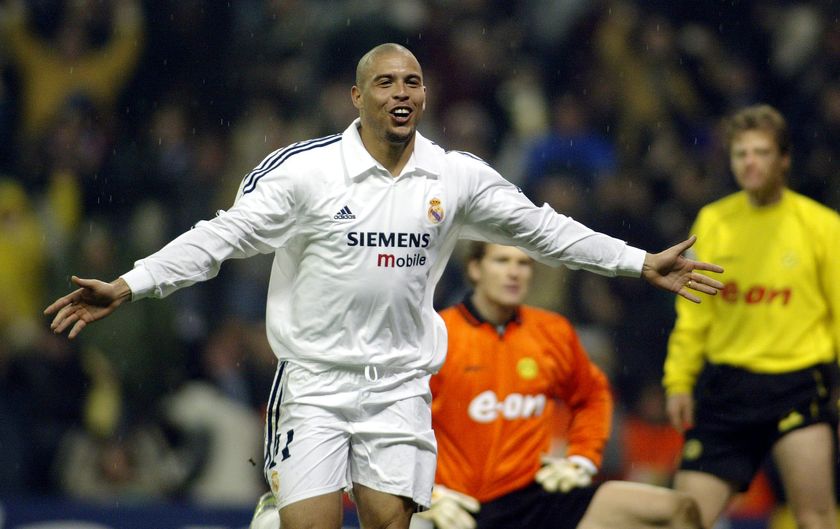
[120,265,156,301]
[617,246,646,277]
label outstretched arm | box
[643,235,724,303]
[44,276,132,338]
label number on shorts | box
[281,429,294,461]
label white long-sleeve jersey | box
[122,120,645,373]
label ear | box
[467,259,481,284]
[422,86,427,110]
[351,86,362,110]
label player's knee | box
[667,492,702,529]
[791,505,837,529]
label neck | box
[359,127,415,177]
[747,186,783,207]
[470,292,516,327]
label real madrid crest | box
[427,198,445,224]
[270,469,280,494]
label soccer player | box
[411,242,701,529]
[663,104,840,529]
[46,43,723,529]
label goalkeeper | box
[414,242,700,529]
[249,241,701,529]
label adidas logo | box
[334,205,356,220]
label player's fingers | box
[539,475,559,492]
[690,260,724,274]
[686,275,722,295]
[451,491,480,512]
[68,318,88,339]
[44,288,84,315]
[670,235,697,256]
[71,275,100,289]
[677,287,702,304]
[50,302,79,331]
[667,410,682,432]
[696,273,724,290]
[442,508,476,529]
[667,398,686,432]
[683,402,695,430]
[44,297,68,316]
[52,306,82,334]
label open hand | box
[44,276,132,338]
[642,235,724,303]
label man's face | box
[469,245,533,309]
[729,129,789,201]
[351,50,426,145]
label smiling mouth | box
[390,107,412,123]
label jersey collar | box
[342,119,442,182]
[458,293,522,331]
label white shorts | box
[263,361,437,509]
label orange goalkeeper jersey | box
[432,300,612,503]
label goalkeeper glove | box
[250,491,280,529]
[415,484,480,529]
[535,455,596,493]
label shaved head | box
[355,43,420,88]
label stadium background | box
[0,0,838,527]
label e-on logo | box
[467,390,547,423]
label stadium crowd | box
[0,0,838,521]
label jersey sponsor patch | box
[467,390,547,423]
[720,281,792,305]
[377,252,427,268]
[347,231,431,248]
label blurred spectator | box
[71,219,182,421]
[492,61,550,184]
[198,319,259,407]
[0,0,144,142]
[595,2,703,162]
[163,380,265,505]
[566,172,674,401]
[0,53,15,172]
[523,92,617,196]
[800,82,840,210]
[618,382,683,487]
[439,100,497,162]
[55,422,184,501]
[0,338,27,494]
[5,332,88,494]
[0,178,47,350]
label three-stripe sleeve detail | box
[242,134,342,195]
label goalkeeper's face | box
[468,244,533,310]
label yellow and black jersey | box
[664,189,840,395]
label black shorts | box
[475,482,600,529]
[679,362,839,491]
